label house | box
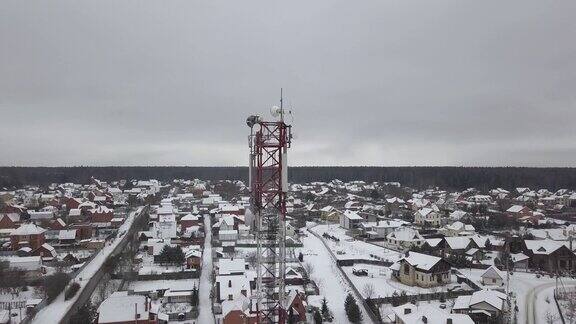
[285,267,304,285]
[443,237,476,255]
[10,223,46,251]
[390,303,473,324]
[339,210,364,230]
[319,206,339,222]
[221,294,257,324]
[440,221,475,236]
[184,247,202,269]
[90,206,114,224]
[511,253,530,270]
[414,207,441,227]
[386,228,425,250]
[97,292,156,324]
[0,213,19,229]
[33,242,58,259]
[49,218,67,231]
[391,251,451,288]
[453,289,508,322]
[362,220,405,239]
[283,290,307,323]
[506,205,532,219]
[180,213,201,229]
[59,229,77,245]
[523,240,576,273]
[480,266,505,286]
[155,214,177,239]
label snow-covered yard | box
[310,224,402,263]
[342,264,471,299]
[459,268,576,324]
[0,287,42,324]
[296,226,370,323]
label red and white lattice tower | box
[247,92,292,324]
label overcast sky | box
[1,1,575,167]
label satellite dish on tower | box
[270,105,283,119]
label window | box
[404,265,410,275]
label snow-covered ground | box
[342,264,471,299]
[296,226,370,323]
[197,214,214,324]
[459,268,576,324]
[31,207,144,324]
[0,287,42,324]
[311,224,401,263]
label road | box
[297,226,372,323]
[197,214,214,324]
[523,279,576,324]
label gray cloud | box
[1,0,576,166]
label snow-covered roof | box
[59,229,77,240]
[343,210,363,220]
[481,265,505,280]
[97,293,150,323]
[401,251,442,271]
[218,258,246,275]
[393,303,474,324]
[11,223,46,236]
[444,237,472,250]
[454,289,507,312]
[506,205,526,213]
[524,240,566,255]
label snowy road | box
[297,226,371,323]
[197,214,214,324]
[32,207,145,324]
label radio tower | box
[246,90,292,324]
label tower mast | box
[247,91,292,324]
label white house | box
[339,210,363,230]
[453,289,508,320]
[386,228,425,250]
[480,265,505,286]
[156,214,177,239]
[414,207,441,227]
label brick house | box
[0,213,20,229]
[90,206,114,224]
[10,223,46,251]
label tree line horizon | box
[1,166,576,191]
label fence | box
[307,225,381,323]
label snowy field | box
[310,224,402,263]
[342,264,471,299]
[296,225,370,323]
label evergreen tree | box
[321,297,330,320]
[314,309,323,324]
[345,293,362,323]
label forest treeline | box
[1,166,575,191]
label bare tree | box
[362,283,375,299]
[303,262,315,277]
[544,311,559,324]
[565,298,576,324]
